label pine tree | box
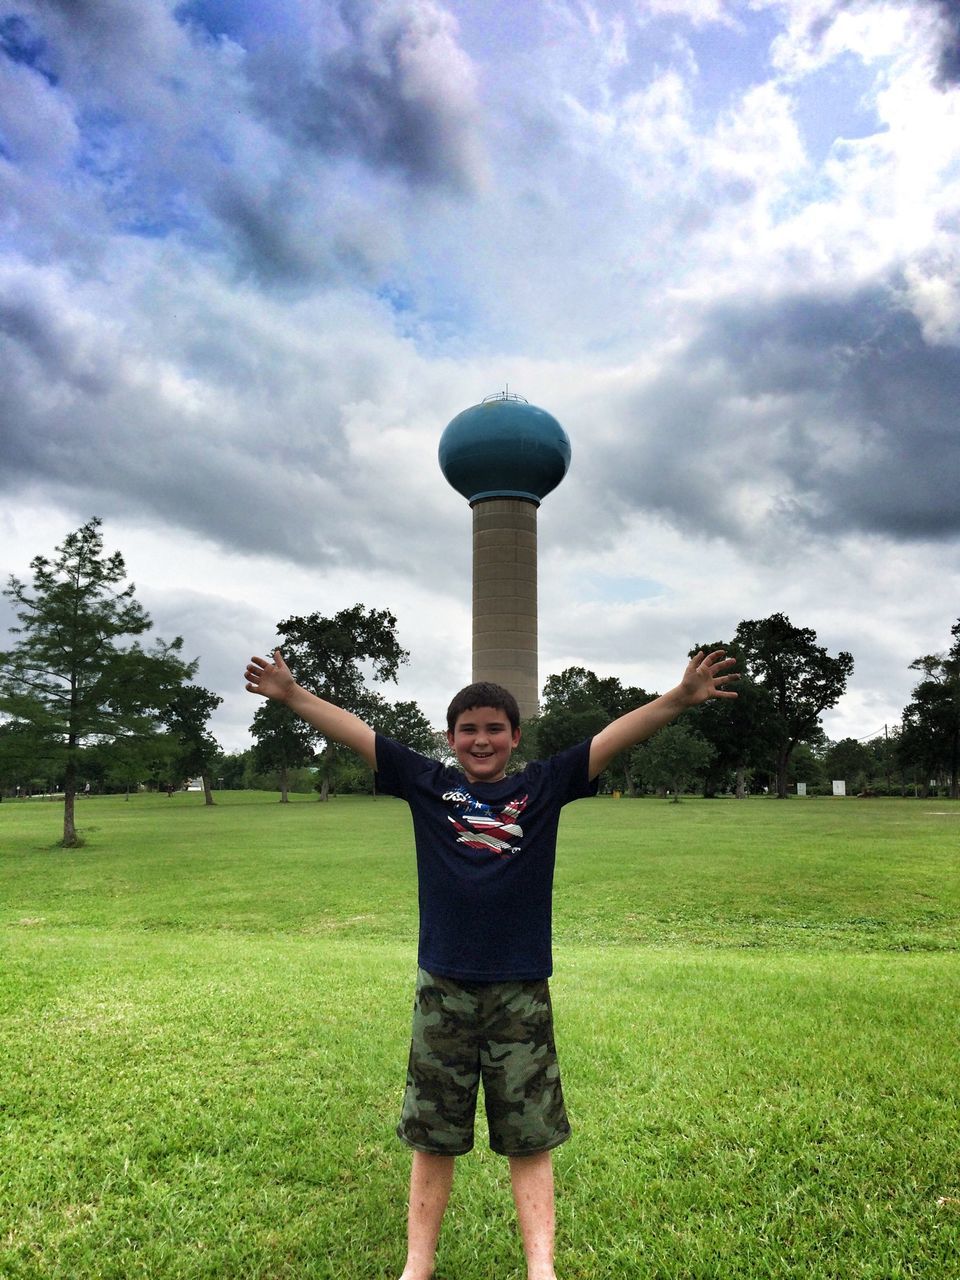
[0,519,194,845]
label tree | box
[538,667,653,793]
[250,699,315,802]
[0,519,194,845]
[687,640,778,798]
[373,699,436,754]
[275,606,409,801]
[315,693,438,797]
[631,722,715,801]
[867,729,902,795]
[898,622,960,799]
[788,741,827,792]
[734,613,854,799]
[428,728,456,768]
[350,695,436,797]
[508,715,541,772]
[92,734,164,799]
[536,669,608,757]
[0,720,51,798]
[217,748,254,791]
[824,737,875,794]
[162,684,223,805]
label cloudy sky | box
[2,0,959,752]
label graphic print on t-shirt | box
[443,790,530,857]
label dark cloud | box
[0,262,463,583]
[0,388,369,571]
[7,0,178,97]
[701,292,960,537]
[209,177,331,285]
[585,287,960,548]
[931,0,960,86]
[0,0,481,292]
[0,295,111,395]
[1,297,72,379]
[0,12,56,83]
[244,0,484,193]
[178,0,486,191]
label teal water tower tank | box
[438,393,571,506]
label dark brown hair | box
[446,682,521,733]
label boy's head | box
[446,682,520,734]
[446,682,521,784]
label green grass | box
[2,793,959,1277]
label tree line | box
[532,621,957,802]
[1,520,957,846]
[0,521,438,844]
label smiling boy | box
[244,647,737,1280]
[448,700,519,783]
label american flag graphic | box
[447,794,529,857]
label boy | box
[244,646,737,1280]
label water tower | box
[438,391,571,720]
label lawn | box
[1,793,958,1278]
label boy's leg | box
[399,1150,455,1280]
[508,1150,556,1280]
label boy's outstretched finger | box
[245,655,269,690]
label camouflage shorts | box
[397,967,571,1157]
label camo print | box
[397,967,571,1157]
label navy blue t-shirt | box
[375,734,598,982]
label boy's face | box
[447,705,521,784]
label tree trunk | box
[62,756,79,847]
[622,760,637,798]
[317,747,331,801]
[280,764,289,803]
[202,772,215,806]
[735,767,747,800]
[776,745,790,798]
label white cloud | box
[637,0,735,27]
[767,0,932,79]
[0,55,78,168]
[902,247,960,346]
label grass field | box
[2,793,959,1278]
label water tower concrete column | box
[472,497,538,717]
[439,392,571,722]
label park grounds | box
[1,791,958,1278]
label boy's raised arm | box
[588,649,738,781]
[245,649,377,770]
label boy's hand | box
[244,649,377,767]
[678,649,739,707]
[589,647,739,778]
[245,649,297,702]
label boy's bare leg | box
[509,1150,557,1280]
[399,1150,455,1280]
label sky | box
[1,0,959,753]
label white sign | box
[796,782,807,796]
[832,780,846,796]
